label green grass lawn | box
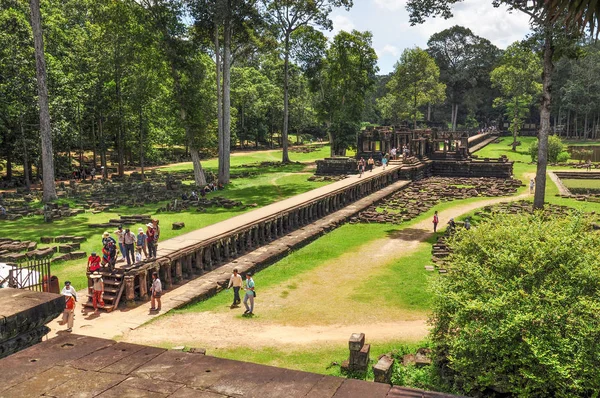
[561,179,600,189]
[1,152,333,289]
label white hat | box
[146,223,154,228]
[90,271,102,279]
[138,227,144,233]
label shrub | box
[431,212,600,397]
[529,135,568,162]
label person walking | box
[123,228,136,266]
[367,156,375,172]
[243,272,256,316]
[115,226,125,261]
[150,272,162,312]
[529,178,535,194]
[136,227,148,260]
[146,223,157,259]
[90,271,104,314]
[382,153,388,170]
[433,211,439,233]
[357,157,365,178]
[464,218,471,231]
[227,268,243,308]
[90,167,95,180]
[61,281,77,332]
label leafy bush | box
[431,212,600,397]
[529,135,569,162]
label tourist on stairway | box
[136,227,148,260]
[123,228,136,266]
[87,251,101,273]
[115,225,125,262]
[146,223,157,259]
[90,271,104,314]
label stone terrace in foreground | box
[0,333,461,398]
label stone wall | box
[432,159,513,178]
[0,289,64,359]
[315,157,358,175]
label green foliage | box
[380,47,445,128]
[529,135,569,162]
[431,212,600,397]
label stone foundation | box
[432,159,513,178]
[0,289,64,359]
[315,157,358,175]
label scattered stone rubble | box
[352,177,523,225]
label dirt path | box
[122,192,531,349]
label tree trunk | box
[427,103,431,122]
[220,12,231,184]
[99,115,107,178]
[282,31,291,163]
[534,27,554,210]
[566,110,570,138]
[512,98,518,151]
[116,72,125,177]
[20,118,31,189]
[91,116,97,168]
[6,153,12,180]
[215,21,224,184]
[190,147,206,186]
[29,0,57,202]
[139,107,145,179]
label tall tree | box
[427,25,501,130]
[406,0,585,209]
[380,47,445,129]
[313,30,378,156]
[490,41,542,150]
[262,0,353,163]
[28,0,57,201]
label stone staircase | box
[83,269,125,313]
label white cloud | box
[330,15,356,35]
[377,44,399,57]
[410,0,532,49]
[373,0,406,12]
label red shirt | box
[147,228,156,243]
[88,255,101,272]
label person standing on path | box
[115,226,125,261]
[529,178,535,194]
[123,228,136,266]
[243,272,256,316]
[367,156,375,172]
[136,227,148,260]
[60,281,77,332]
[146,223,157,259]
[433,211,439,233]
[90,271,104,314]
[227,268,243,308]
[382,153,388,170]
[150,272,162,312]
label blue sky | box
[324,0,533,74]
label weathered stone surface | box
[173,222,185,230]
[0,289,64,359]
[348,333,365,352]
[373,355,394,384]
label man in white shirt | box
[150,272,162,312]
[227,268,243,308]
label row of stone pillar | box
[124,168,401,303]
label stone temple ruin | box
[317,126,509,179]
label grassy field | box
[0,149,334,289]
[561,179,600,189]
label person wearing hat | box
[101,232,117,271]
[90,271,105,314]
[87,251,101,273]
[123,228,136,266]
[243,272,256,316]
[136,227,148,261]
[146,223,157,259]
[60,281,77,332]
[115,225,125,262]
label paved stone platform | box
[0,333,460,397]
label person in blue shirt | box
[243,272,255,316]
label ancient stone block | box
[172,222,185,230]
[348,333,365,352]
[373,355,394,384]
[40,237,53,244]
[58,245,73,253]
